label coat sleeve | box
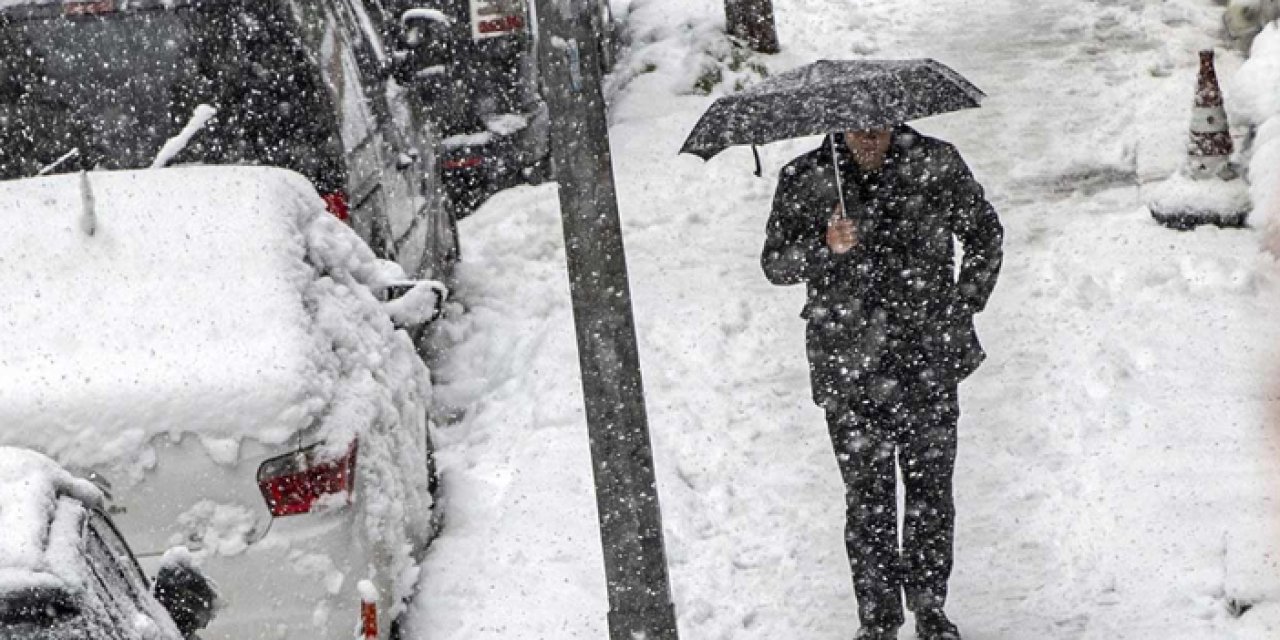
[938,145,1003,313]
[761,162,835,286]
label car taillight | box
[476,14,524,35]
[359,582,378,640]
[63,0,114,15]
[443,156,484,170]
[256,442,357,517]
[322,191,350,221]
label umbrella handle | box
[829,134,848,219]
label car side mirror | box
[399,9,451,49]
[152,548,220,638]
[399,21,427,50]
[390,10,455,85]
[383,280,448,327]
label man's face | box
[843,129,892,158]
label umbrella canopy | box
[679,58,984,160]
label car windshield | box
[0,4,344,190]
[0,10,196,176]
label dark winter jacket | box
[761,126,1003,408]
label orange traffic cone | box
[1146,49,1251,230]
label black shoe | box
[915,608,960,640]
[854,625,898,640]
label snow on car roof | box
[0,0,225,13]
[0,168,362,471]
[0,447,101,593]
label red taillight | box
[256,442,357,517]
[64,0,115,15]
[443,156,484,170]
[477,14,524,34]
[360,597,377,639]
[322,191,350,221]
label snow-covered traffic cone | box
[1146,50,1251,230]
[1186,50,1234,179]
[358,580,378,640]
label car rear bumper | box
[143,512,396,640]
[441,105,550,184]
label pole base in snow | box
[1149,207,1249,231]
[607,604,680,640]
[1142,172,1251,231]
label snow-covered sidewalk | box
[408,0,1280,638]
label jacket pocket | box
[804,308,888,409]
[923,306,985,384]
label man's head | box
[843,129,893,162]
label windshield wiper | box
[152,104,217,169]
[37,147,80,176]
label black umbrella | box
[679,58,984,161]
[680,58,983,215]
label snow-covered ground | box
[409,0,1280,638]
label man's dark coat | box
[761,127,1003,408]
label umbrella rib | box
[889,68,910,122]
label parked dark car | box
[386,0,616,216]
[0,447,218,640]
[0,0,458,281]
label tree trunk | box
[725,0,780,54]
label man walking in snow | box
[761,125,1002,640]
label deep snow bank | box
[1231,24,1280,245]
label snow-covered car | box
[0,446,219,640]
[0,0,458,282]
[0,167,443,639]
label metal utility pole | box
[724,0,780,54]
[531,1,680,640]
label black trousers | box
[825,373,958,630]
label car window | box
[323,15,378,153]
[82,522,147,632]
[87,512,150,600]
[0,11,193,177]
[169,3,347,192]
[0,4,346,192]
[82,534,131,631]
[337,0,388,73]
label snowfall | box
[404,0,1280,638]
